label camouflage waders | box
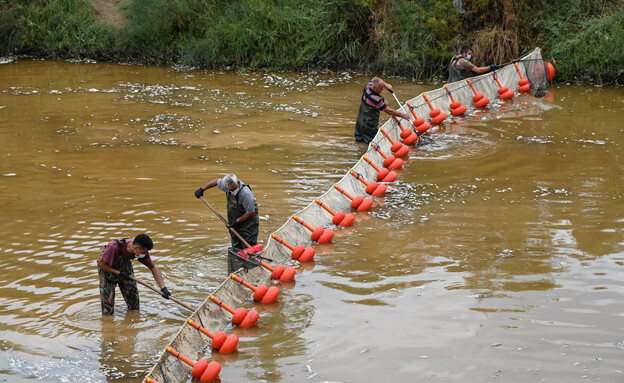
[99,252,139,315]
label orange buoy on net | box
[362,154,397,182]
[514,62,530,92]
[466,78,490,108]
[165,346,222,382]
[209,294,260,328]
[256,259,295,282]
[334,184,374,211]
[422,93,447,124]
[405,101,425,128]
[349,170,387,196]
[378,127,409,157]
[292,214,334,244]
[187,319,239,353]
[271,233,315,262]
[444,85,467,116]
[391,116,418,145]
[546,61,555,80]
[314,198,355,227]
[406,101,431,134]
[492,71,514,100]
[370,142,402,170]
[230,273,280,303]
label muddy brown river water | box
[0,58,622,382]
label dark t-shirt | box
[100,238,155,269]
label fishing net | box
[227,247,261,274]
[520,59,550,98]
[145,48,553,383]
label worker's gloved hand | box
[161,287,171,299]
[119,271,131,278]
[226,219,238,229]
[194,187,204,199]
[490,64,499,71]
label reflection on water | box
[0,58,622,382]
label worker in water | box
[97,234,170,315]
[354,77,411,144]
[195,173,259,249]
[448,45,498,83]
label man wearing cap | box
[97,233,170,315]
[195,173,259,249]
[354,77,411,144]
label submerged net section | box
[144,48,546,383]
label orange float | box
[391,116,418,145]
[444,85,467,116]
[292,214,334,244]
[370,142,402,170]
[547,61,555,80]
[209,294,260,328]
[406,101,431,134]
[378,127,409,157]
[514,62,530,92]
[271,233,315,262]
[466,78,489,108]
[492,71,514,100]
[165,347,222,382]
[230,273,280,303]
[334,184,373,211]
[362,155,397,182]
[314,199,355,227]
[422,93,447,124]
[349,170,387,196]
[187,319,239,353]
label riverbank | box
[1,0,623,84]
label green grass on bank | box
[0,0,113,58]
[0,0,622,84]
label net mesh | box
[521,59,550,98]
[227,247,261,274]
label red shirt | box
[100,238,155,269]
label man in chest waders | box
[354,77,411,144]
[195,173,259,249]
[448,45,498,83]
[97,233,170,315]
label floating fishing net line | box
[143,47,548,383]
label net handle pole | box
[199,196,252,249]
[130,275,196,312]
[390,90,404,111]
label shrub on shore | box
[0,0,622,84]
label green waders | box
[227,185,259,249]
[354,101,380,144]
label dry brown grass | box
[472,26,518,66]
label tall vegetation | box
[0,0,113,58]
[0,0,622,83]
